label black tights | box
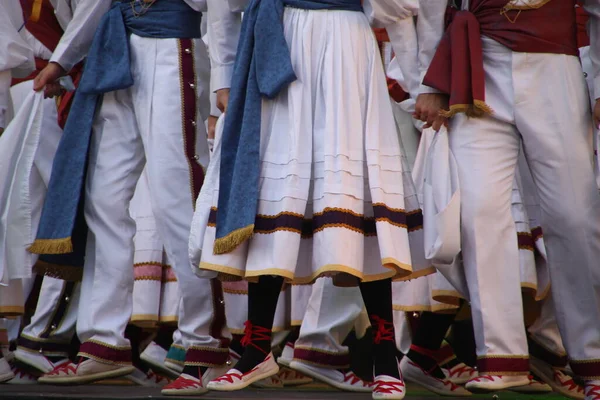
[237,276,400,379]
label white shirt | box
[50,0,207,72]
[0,0,35,128]
[207,0,420,92]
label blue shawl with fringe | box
[214,0,362,254]
[29,0,201,280]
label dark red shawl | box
[423,0,578,117]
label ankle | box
[407,345,445,379]
[182,365,206,379]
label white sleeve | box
[363,0,419,28]
[50,0,112,72]
[207,0,242,92]
[583,0,600,100]
[417,0,448,94]
[0,1,35,78]
[386,18,420,102]
[0,70,11,130]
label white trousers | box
[293,278,369,369]
[77,34,229,367]
[528,293,567,366]
[19,276,80,358]
[450,37,600,377]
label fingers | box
[43,83,64,99]
[33,74,46,92]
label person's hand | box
[33,62,67,98]
[207,115,218,140]
[216,88,230,113]
[594,99,600,130]
[414,93,450,131]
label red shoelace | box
[241,321,271,355]
[371,315,394,344]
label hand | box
[414,93,450,132]
[207,115,218,139]
[33,62,67,98]
[216,88,230,113]
[594,99,600,130]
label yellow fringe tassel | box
[27,237,73,255]
[33,261,83,282]
[440,100,494,119]
[213,224,255,255]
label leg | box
[449,112,529,379]
[129,36,228,374]
[515,53,600,381]
[76,89,145,367]
[288,277,372,392]
[16,277,79,373]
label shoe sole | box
[140,355,180,379]
[38,366,135,385]
[207,367,279,392]
[289,361,372,393]
[13,351,53,374]
[466,380,530,394]
[0,372,15,383]
[404,372,472,397]
[281,378,313,386]
[162,387,208,396]
[530,358,585,400]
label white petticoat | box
[189,9,424,284]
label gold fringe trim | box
[213,224,254,255]
[504,0,552,11]
[33,261,83,282]
[440,100,494,119]
[28,237,73,255]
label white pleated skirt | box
[190,8,422,284]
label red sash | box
[20,0,63,52]
[11,0,83,129]
[423,0,579,118]
[373,28,410,103]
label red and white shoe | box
[37,358,134,385]
[511,375,552,393]
[289,359,372,392]
[585,381,600,400]
[162,373,207,396]
[201,350,240,388]
[251,373,284,388]
[0,357,14,383]
[465,374,530,393]
[400,357,472,396]
[444,363,478,385]
[530,356,584,399]
[277,366,312,386]
[126,368,171,387]
[372,375,405,400]
[7,365,38,384]
[207,352,279,391]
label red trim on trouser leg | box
[17,336,71,357]
[570,360,600,380]
[184,346,230,368]
[477,356,529,375]
[527,336,568,368]
[293,347,351,369]
[178,38,204,203]
[78,341,131,365]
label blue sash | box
[30,0,201,280]
[214,0,362,254]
